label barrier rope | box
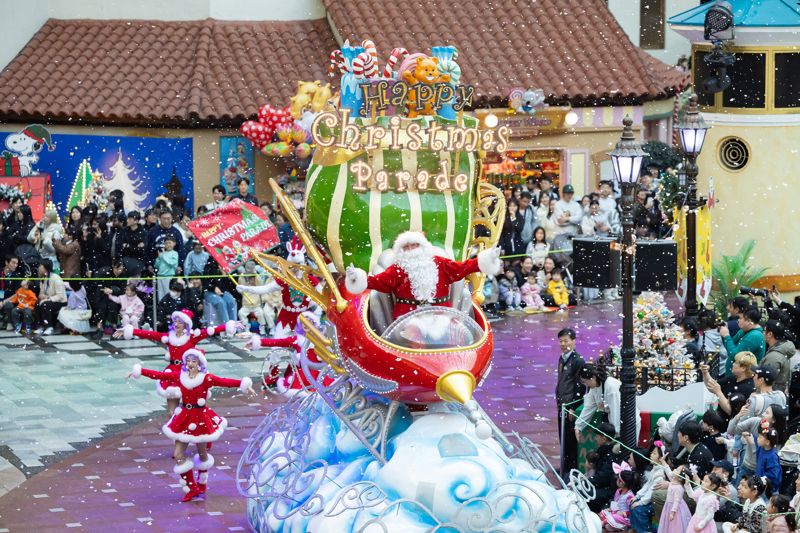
[561,401,797,518]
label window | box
[693,51,716,106]
[722,53,766,108]
[640,0,665,49]
[775,53,800,108]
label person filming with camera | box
[720,306,765,376]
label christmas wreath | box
[0,183,26,203]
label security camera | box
[704,0,735,42]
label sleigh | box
[253,177,504,406]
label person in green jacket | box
[720,306,765,376]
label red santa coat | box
[273,276,319,336]
[133,365,250,443]
[366,256,480,319]
[252,335,334,393]
[125,324,229,399]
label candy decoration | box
[383,47,409,79]
[240,105,294,151]
[361,39,378,68]
[351,51,379,79]
[328,49,345,78]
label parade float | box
[234,40,602,532]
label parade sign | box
[188,199,278,272]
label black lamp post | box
[608,116,648,450]
[677,94,710,319]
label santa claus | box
[344,231,502,319]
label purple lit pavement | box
[0,302,624,532]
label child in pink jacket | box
[109,284,145,329]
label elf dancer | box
[127,349,254,502]
[113,308,240,414]
[236,237,320,338]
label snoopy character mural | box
[2,124,56,176]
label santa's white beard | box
[395,246,438,302]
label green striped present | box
[305,115,479,273]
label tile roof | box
[323,0,688,107]
[0,18,338,127]
[0,3,688,126]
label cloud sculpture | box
[240,393,600,532]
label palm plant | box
[711,239,769,317]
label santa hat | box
[182,348,207,368]
[392,231,430,254]
[21,124,56,151]
[171,309,194,328]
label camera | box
[740,287,768,298]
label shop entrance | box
[482,149,563,192]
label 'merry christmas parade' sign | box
[188,199,278,272]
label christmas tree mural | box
[66,159,94,210]
[105,148,149,212]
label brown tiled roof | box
[323,0,689,107]
[0,18,338,127]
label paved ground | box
[0,301,624,532]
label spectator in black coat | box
[586,421,620,513]
[82,216,113,275]
[499,199,525,258]
[91,261,128,335]
[119,211,147,271]
[0,255,21,328]
[156,279,185,332]
[145,211,184,271]
[701,409,728,461]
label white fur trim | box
[163,350,170,362]
[192,329,201,337]
[197,398,206,406]
[162,416,228,444]
[179,371,207,390]
[206,326,215,336]
[478,247,502,276]
[155,382,182,399]
[173,459,194,474]
[193,453,215,471]
[392,231,430,254]
[131,364,142,378]
[198,472,208,483]
[171,310,193,328]
[167,331,190,346]
[345,267,368,295]
[161,336,169,344]
[182,348,207,368]
[174,406,183,415]
[182,485,190,493]
[188,423,197,431]
[225,320,236,336]
[123,324,134,340]
[239,376,253,393]
[249,335,261,351]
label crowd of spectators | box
[560,295,800,532]
[0,178,296,337]
[485,168,670,315]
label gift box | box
[0,155,20,177]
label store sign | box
[311,109,509,193]
[476,107,572,136]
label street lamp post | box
[677,94,710,319]
[608,116,648,450]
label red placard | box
[187,199,279,273]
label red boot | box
[193,453,215,496]
[174,459,201,502]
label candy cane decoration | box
[351,51,379,79]
[383,47,409,79]
[328,49,345,77]
[362,39,378,66]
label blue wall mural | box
[32,133,194,214]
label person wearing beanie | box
[113,308,241,414]
[127,348,254,502]
[761,319,795,393]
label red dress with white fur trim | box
[124,323,232,398]
[135,366,251,443]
